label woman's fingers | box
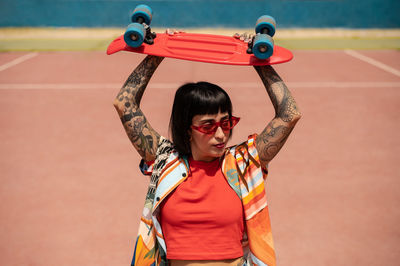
[165,28,174,35]
[166,28,185,35]
[233,32,254,43]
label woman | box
[113,54,301,266]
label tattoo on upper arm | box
[121,108,159,159]
[256,120,293,163]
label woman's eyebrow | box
[199,118,215,123]
[199,115,229,123]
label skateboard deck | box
[107,32,293,66]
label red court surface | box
[0,50,399,265]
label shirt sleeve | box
[138,136,174,176]
[237,134,268,178]
[139,159,155,176]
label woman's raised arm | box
[254,65,302,166]
[113,55,164,162]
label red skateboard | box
[107,32,293,66]
[107,5,293,66]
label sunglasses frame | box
[191,116,240,134]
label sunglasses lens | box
[231,117,239,127]
[199,124,217,134]
[220,119,231,130]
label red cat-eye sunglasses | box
[191,116,240,134]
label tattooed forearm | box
[116,55,164,106]
[254,65,301,123]
[114,55,164,161]
[254,65,301,165]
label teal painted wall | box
[1,0,399,28]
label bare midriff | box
[169,257,244,266]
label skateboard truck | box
[247,37,255,54]
[143,23,157,45]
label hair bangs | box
[189,82,232,116]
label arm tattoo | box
[254,65,301,164]
[256,119,294,163]
[114,56,164,161]
[254,65,301,122]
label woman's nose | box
[214,126,225,139]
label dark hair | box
[169,82,233,156]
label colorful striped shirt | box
[131,134,276,266]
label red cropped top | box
[160,157,244,260]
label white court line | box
[0,82,400,90]
[0,52,39,72]
[344,49,400,78]
[0,83,121,89]
[288,82,400,88]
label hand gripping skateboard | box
[107,4,293,66]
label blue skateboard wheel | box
[255,15,276,37]
[253,34,274,59]
[131,4,153,25]
[124,23,146,48]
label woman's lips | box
[214,143,225,149]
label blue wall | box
[1,0,399,28]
